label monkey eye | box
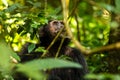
[53,21,64,29]
[53,21,60,26]
[60,21,64,25]
[53,21,58,24]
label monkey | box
[17,20,88,80]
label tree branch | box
[87,42,120,55]
[41,27,64,57]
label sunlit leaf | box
[0,37,13,72]
[1,0,8,7]
[11,52,20,61]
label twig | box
[61,0,87,54]
[41,27,64,57]
[75,13,80,41]
[55,37,65,58]
[68,0,79,19]
[61,0,120,56]
[87,42,120,55]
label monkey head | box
[38,20,70,46]
[38,20,70,39]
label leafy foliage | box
[0,0,83,79]
[0,0,120,80]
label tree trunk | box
[107,0,120,73]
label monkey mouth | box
[53,31,70,40]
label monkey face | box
[48,20,65,37]
[38,20,70,41]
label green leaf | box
[17,58,82,70]
[11,52,20,61]
[28,44,35,53]
[35,47,46,53]
[17,58,82,79]
[5,3,19,12]
[0,35,19,79]
[0,39,11,70]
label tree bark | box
[107,0,120,73]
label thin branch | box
[41,27,64,57]
[61,0,120,56]
[87,42,120,55]
[61,0,87,54]
[55,37,65,58]
[68,0,79,19]
[75,13,80,42]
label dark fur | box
[17,20,88,80]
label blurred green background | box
[0,0,120,80]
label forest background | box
[0,0,120,80]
